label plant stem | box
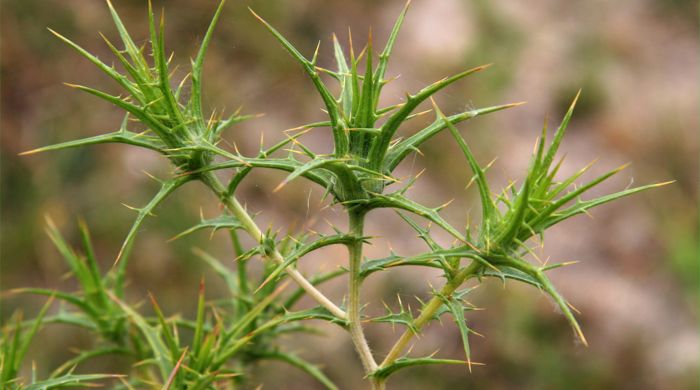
[347,208,379,383]
[202,173,347,320]
[378,261,480,370]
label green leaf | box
[368,64,490,168]
[439,294,476,371]
[195,157,332,191]
[191,279,207,359]
[494,178,530,245]
[114,177,190,296]
[48,28,140,101]
[191,0,226,131]
[372,356,470,380]
[532,270,587,346]
[249,9,347,155]
[360,254,442,279]
[1,297,54,382]
[106,0,149,71]
[20,132,166,159]
[366,193,465,242]
[67,84,178,148]
[11,288,96,319]
[434,101,497,226]
[279,306,348,328]
[385,102,523,171]
[372,0,410,107]
[148,293,181,363]
[480,265,542,287]
[540,92,580,176]
[332,34,353,117]
[149,3,188,137]
[44,218,98,297]
[397,212,442,251]
[274,158,346,192]
[527,164,628,232]
[539,181,673,231]
[170,214,243,241]
[25,373,123,390]
[109,292,173,379]
[370,301,417,334]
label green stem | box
[202,173,347,320]
[377,261,480,378]
[347,208,379,384]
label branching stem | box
[378,261,480,371]
[203,173,347,320]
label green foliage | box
[5,1,668,389]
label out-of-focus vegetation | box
[1,0,697,389]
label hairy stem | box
[347,208,379,385]
[379,261,480,370]
[202,173,347,320]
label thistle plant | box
[4,1,669,389]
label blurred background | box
[2,0,698,388]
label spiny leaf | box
[540,91,580,175]
[332,34,353,117]
[397,212,442,251]
[280,306,348,328]
[170,214,243,241]
[66,84,178,148]
[538,181,674,231]
[108,292,173,379]
[368,64,490,167]
[1,297,54,381]
[372,0,410,107]
[10,288,95,318]
[532,270,587,346]
[148,293,181,362]
[48,28,140,100]
[434,100,497,226]
[149,3,188,137]
[114,177,190,296]
[480,265,543,288]
[249,8,347,154]
[360,254,442,279]
[191,0,227,130]
[194,157,332,190]
[191,278,206,358]
[439,294,475,371]
[25,373,124,390]
[494,178,530,245]
[367,192,466,243]
[527,163,630,232]
[106,0,149,71]
[385,102,524,171]
[372,356,474,379]
[274,158,346,192]
[20,131,165,157]
[370,302,417,334]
